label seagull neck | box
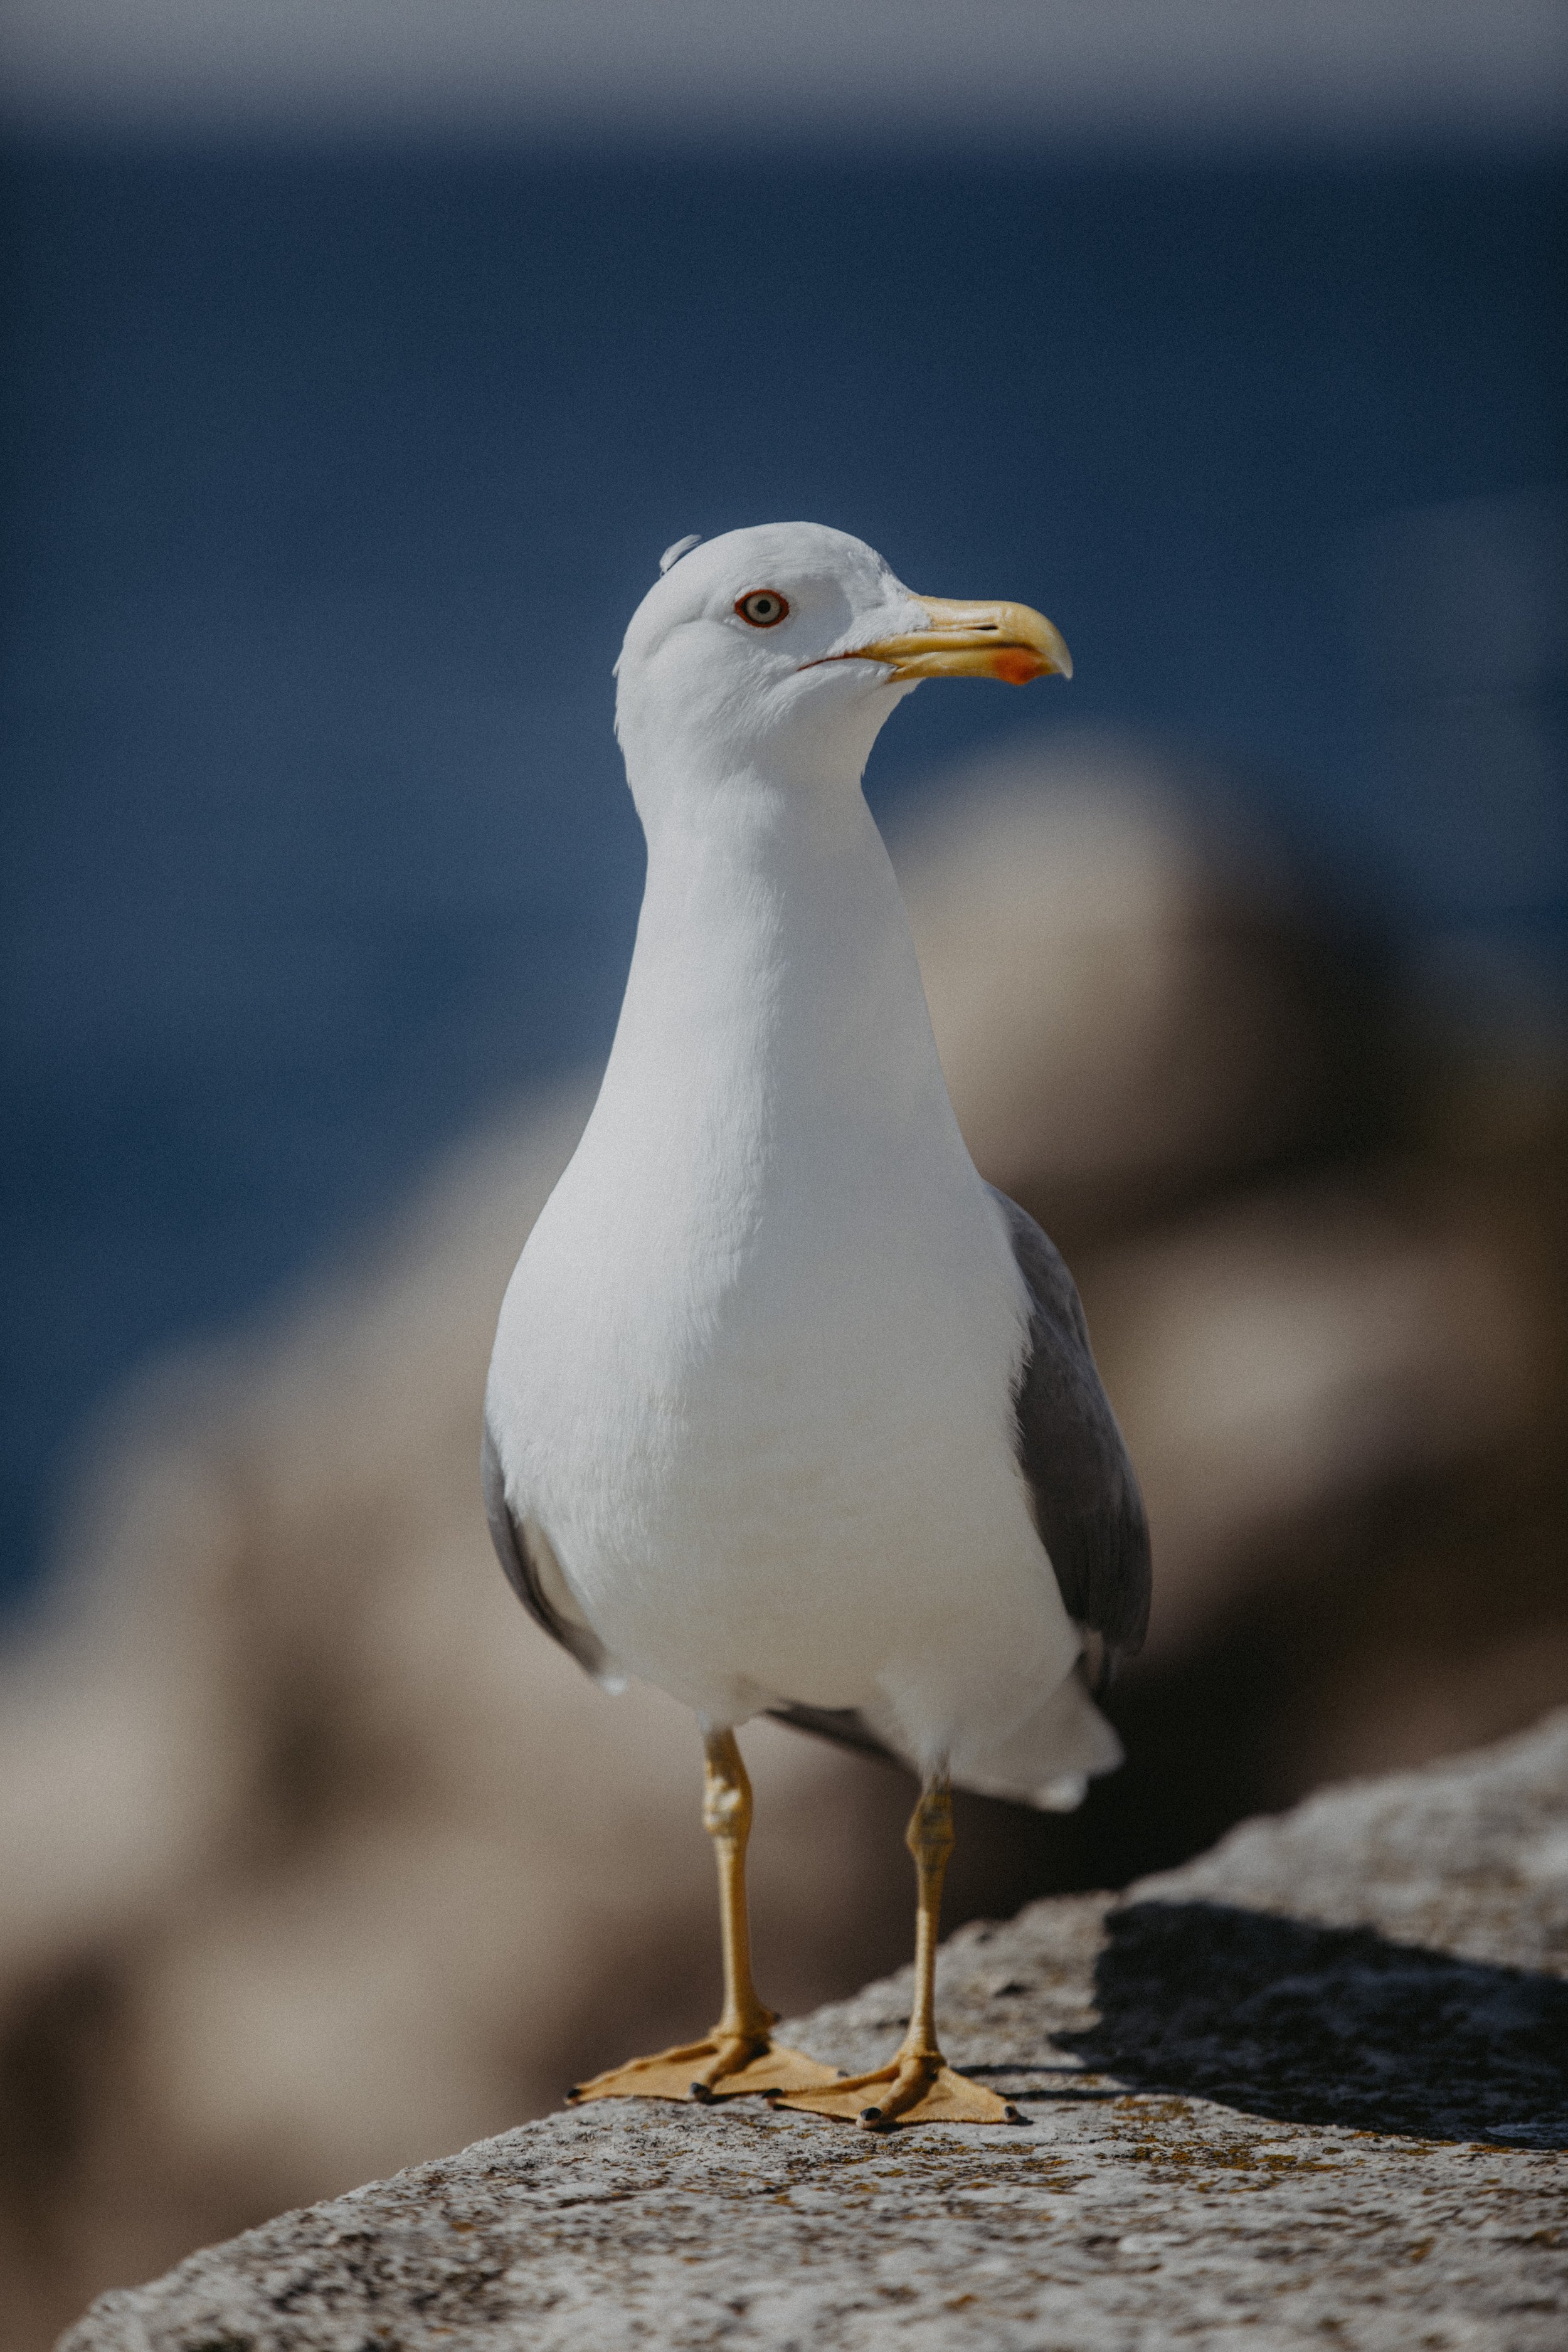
[608,759,951,1129]
[635,762,896,985]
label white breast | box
[486,781,1084,1777]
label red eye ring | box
[735,589,789,628]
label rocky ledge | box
[63,1713,1568,2351]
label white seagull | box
[484,522,1150,2130]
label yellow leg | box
[775,1777,1023,2131]
[568,1727,842,2106]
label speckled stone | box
[61,1714,1568,2351]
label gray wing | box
[987,1184,1152,1676]
[481,1411,616,1683]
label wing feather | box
[765,1700,902,1768]
[987,1184,1152,1673]
[481,1414,617,1683]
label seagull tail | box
[947,1661,1123,1813]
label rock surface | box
[63,1712,1568,2350]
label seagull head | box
[613,521,1071,815]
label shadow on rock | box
[1063,1900,1568,2148]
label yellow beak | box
[847,594,1073,686]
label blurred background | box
[1,3,1565,2341]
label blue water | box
[2,146,1564,1604]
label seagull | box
[484,522,1150,2130]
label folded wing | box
[987,1184,1152,1680]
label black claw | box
[689,2080,716,2104]
[1005,2103,1025,2124]
[858,2104,889,2129]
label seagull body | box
[485,522,1148,2127]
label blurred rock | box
[59,1712,1568,2352]
[3,735,1566,2348]
[1088,1160,1562,1662]
[901,736,1403,1243]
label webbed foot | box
[569,2032,840,2106]
[775,2050,1022,2129]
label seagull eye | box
[736,590,789,628]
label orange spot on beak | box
[992,647,1050,686]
